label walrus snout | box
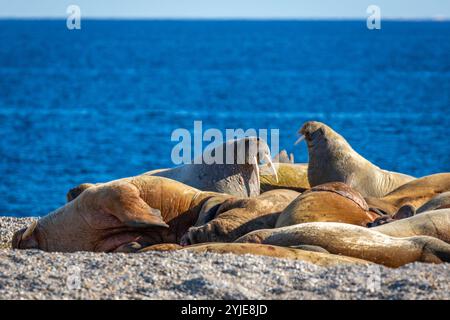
[298,121,327,142]
[295,121,326,145]
[12,221,40,250]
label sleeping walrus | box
[365,173,450,216]
[275,182,379,228]
[12,176,230,252]
[180,189,300,245]
[235,222,450,267]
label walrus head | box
[12,181,171,252]
[205,136,276,171]
[295,121,345,149]
[12,221,41,250]
[195,136,278,197]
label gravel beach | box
[0,217,449,300]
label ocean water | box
[0,20,449,217]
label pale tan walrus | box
[138,243,371,267]
[235,222,450,267]
[365,173,450,216]
[12,176,230,252]
[180,189,300,245]
[296,121,415,198]
[373,209,450,244]
[276,182,379,228]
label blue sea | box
[0,20,449,217]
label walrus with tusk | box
[295,121,415,198]
[12,176,232,252]
[180,189,300,245]
[146,136,278,198]
[235,222,450,267]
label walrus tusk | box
[253,155,261,191]
[294,135,305,145]
[262,154,278,183]
[22,220,38,241]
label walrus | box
[12,176,230,252]
[373,209,450,244]
[296,121,415,198]
[260,163,310,193]
[235,222,450,267]
[365,173,450,216]
[180,189,300,245]
[275,182,379,228]
[416,192,450,214]
[137,242,370,267]
[146,137,278,198]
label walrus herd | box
[12,121,450,268]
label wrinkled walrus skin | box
[298,121,415,198]
[12,176,228,252]
[276,182,379,228]
[365,173,450,216]
[235,222,450,267]
[146,137,277,198]
[374,209,450,244]
[260,163,310,193]
[180,189,300,245]
[139,242,370,267]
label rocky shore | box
[0,217,449,299]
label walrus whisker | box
[294,135,305,145]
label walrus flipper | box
[94,182,169,228]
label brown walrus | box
[235,222,450,267]
[276,182,379,228]
[12,176,229,252]
[365,173,450,216]
[260,163,310,193]
[297,121,415,198]
[180,189,300,245]
[373,209,450,244]
[146,137,278,198]
[138,243,370,267]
